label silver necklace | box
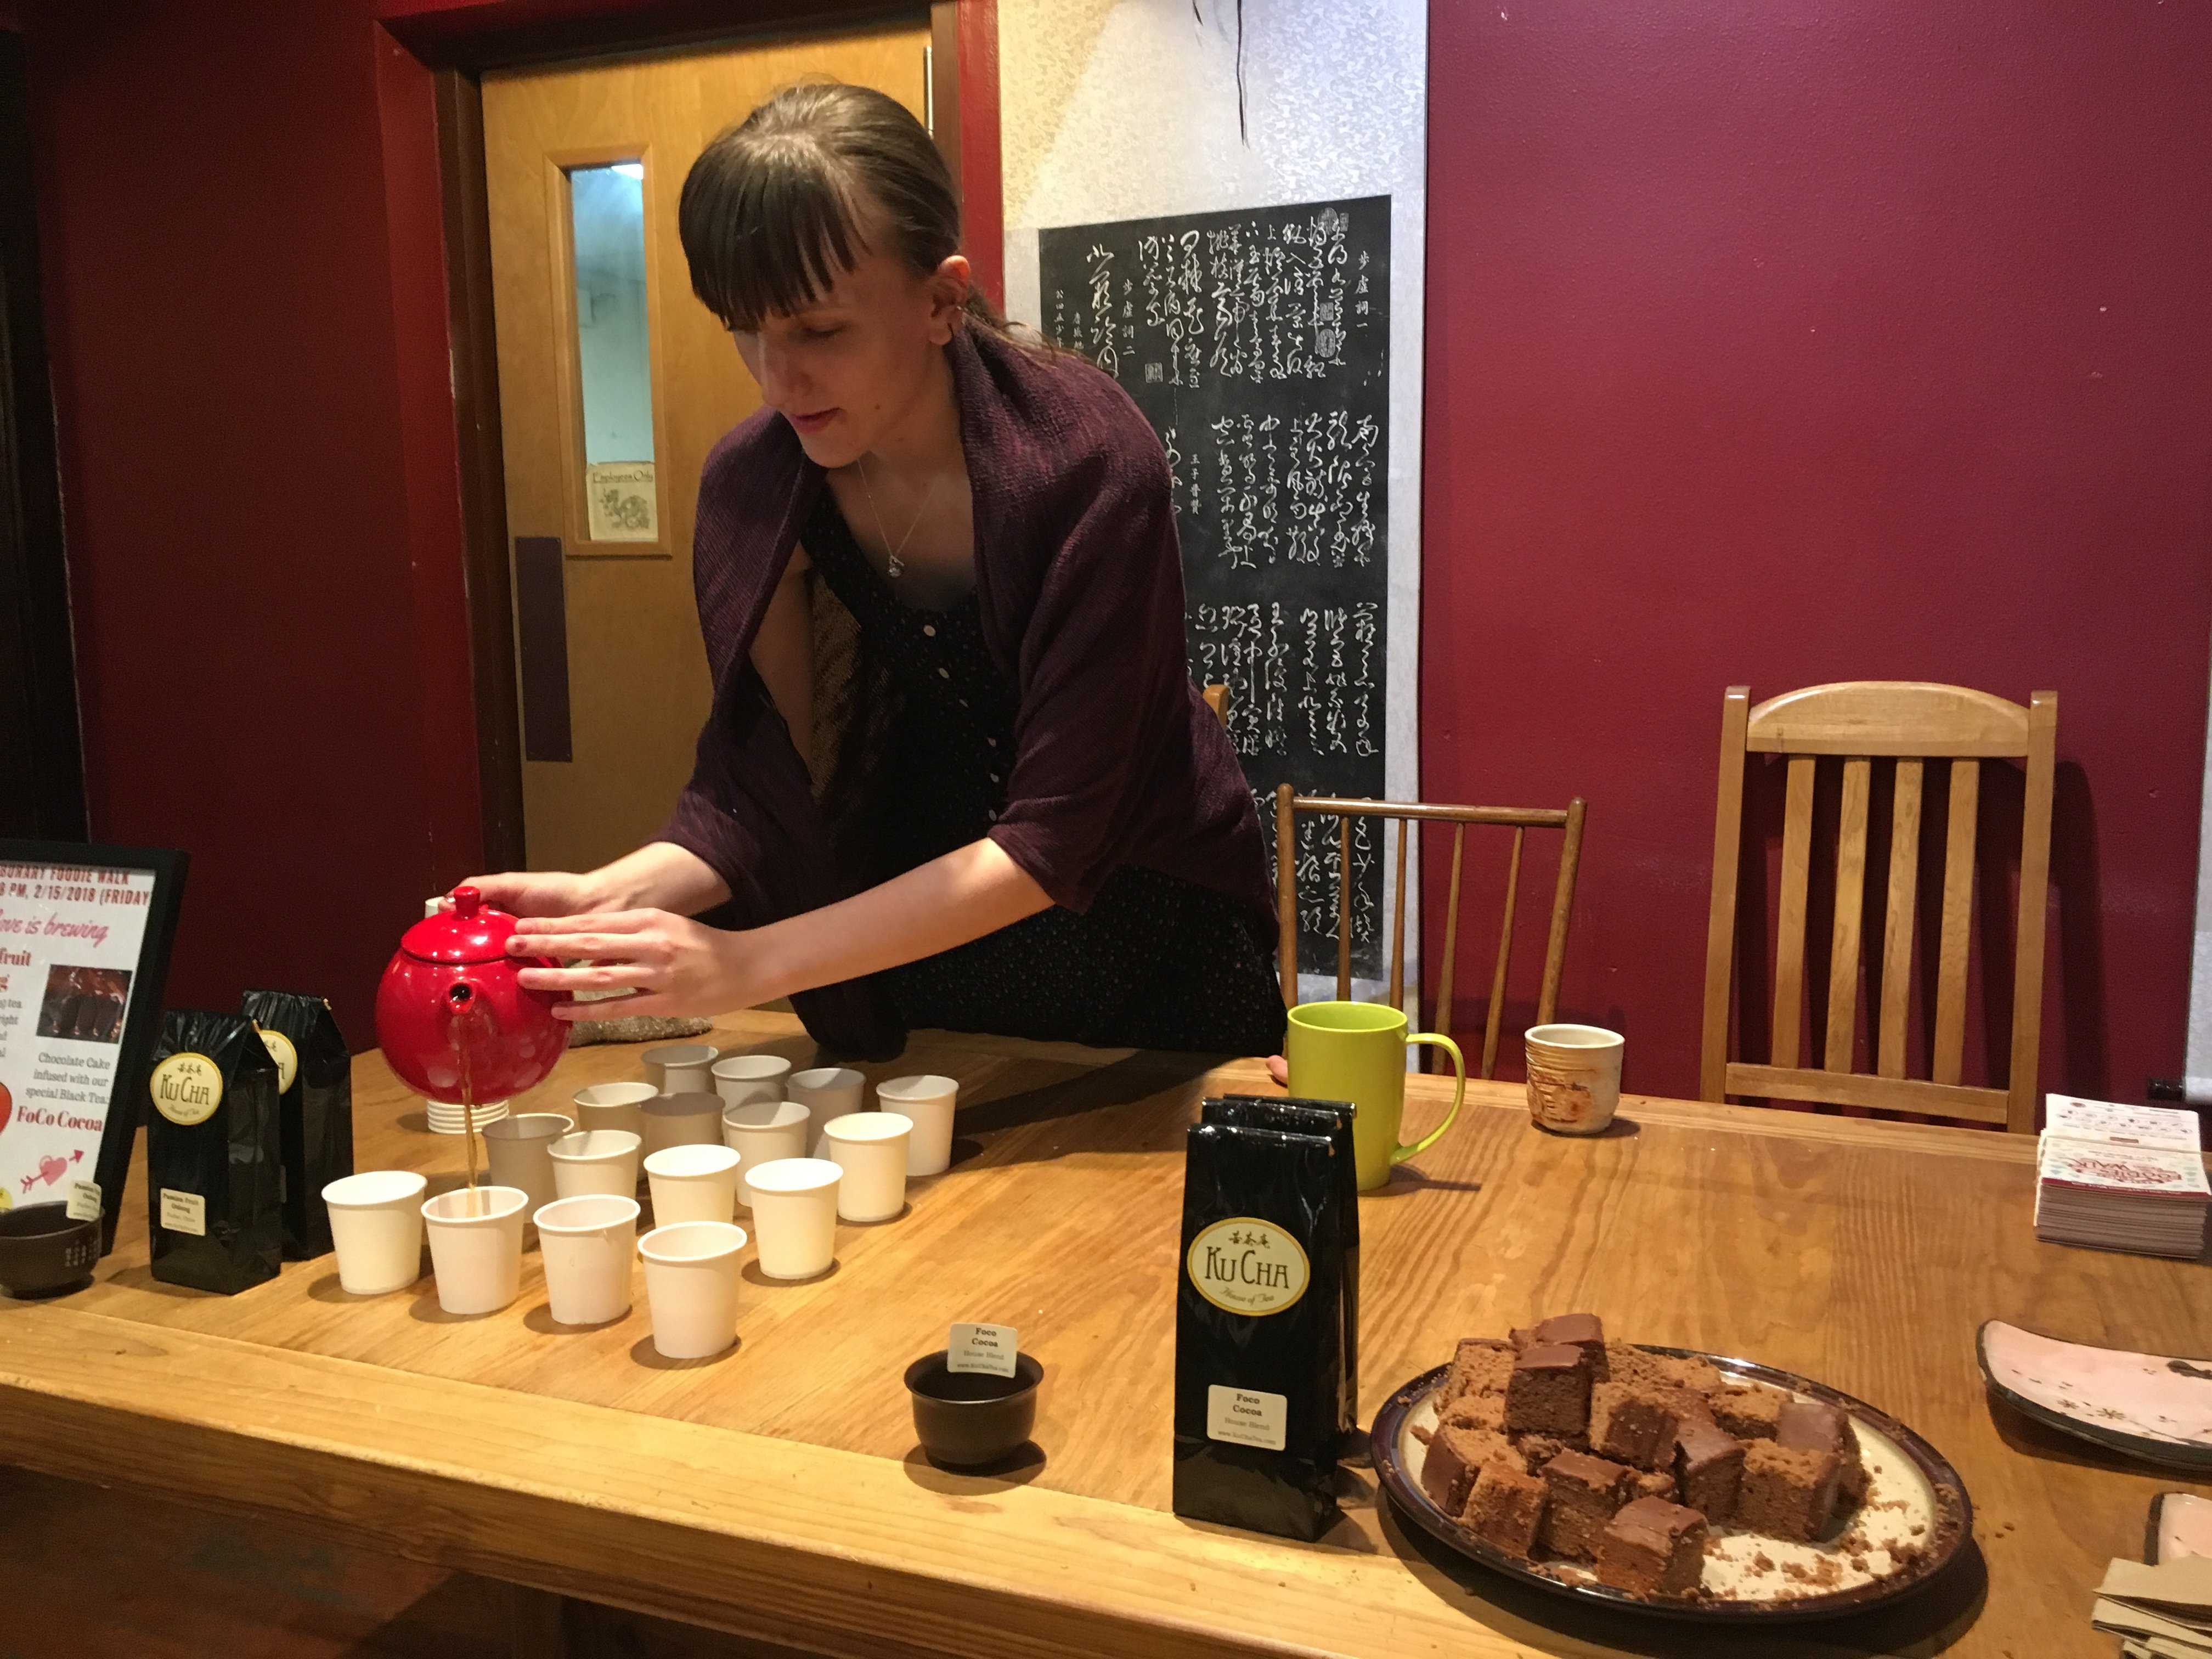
[856,454,939,580]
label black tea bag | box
[242,989,353,1260]
[1203,1094,1361,1451]
[1173,1121,1345,1542]
[146,1009,282,1295]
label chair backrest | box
[1274,786,1588,1079]
[1698,681,2056,1132]
[1201,682,1229,726]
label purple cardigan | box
[658,324,1276,1058]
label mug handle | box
[1391,1031,1467,1165]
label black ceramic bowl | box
[905,1351,1044,1467]
[0,1202,99,1299]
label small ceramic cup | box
[481,1113,574,1217]
[420,1184,529,1316]
[533,1193,639,1326]
[710,1053,792,1108]
[322,1170,427,1295]
[572,1081,656,1139]
[644,1043,719,1095]
[547,1128,643,1199]
[876,1074,958,1177]
[788,1065,865,1150]
[1523,1023,1626,1135]
[645,1143,742,1227]
[721,1099,811,1209]
[640,1092,724,1158]
[743,1157,841,1280]
[822,1111,912,1223]
[637,1221,747,1359]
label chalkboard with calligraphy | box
[1039,195,1392,980]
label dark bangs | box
[679,130,866,334]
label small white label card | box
[159,1187,206,1237]
[65,1179,103,1223]
[1207,1383,1288,1451]
[948,1322,1019,1378]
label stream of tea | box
[458,1017,484,1217]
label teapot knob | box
[450,885,483,919]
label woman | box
[471,83,1284,1059]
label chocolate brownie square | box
[1421,1424,1522,1517]
[1631,1467,1679,1502]
[1674,1418,1746,1523]
[1651,1353,1725,1396]
[1712,1381,1790,1441]
[1444,1337,1515,1403]
[1595,1497,1708,1598]
[1463,1463,1547,1559]
[1537,1450,1633,1560]
[1512,1431,1585,1470]
[1737,1441,1842,1541]
[1589,1381,1688,1469]
[1522,1313,1605,1367]
[1776,1400,1868,1503]
[1505,1342,1592,1434]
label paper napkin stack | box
[2034,1094,2210,1259]
[2095,1556,2212,1658]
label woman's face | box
[732,230,970,469]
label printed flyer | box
[0,857,159,1212]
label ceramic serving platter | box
[2149,1492,2212,1565]
[1978,1320,2212,1471]
[1370,1346,1973,1623]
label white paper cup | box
[637,1220,747,1359]
[645,1143,742,1227]
[791,1065,866,1152]
[644,1043,719,1094]
[426,1098,509,1135]
[711,1053,792,1108]
[640,1092,724,1158]
[548,1128,642,1199]
[533,1193,639,1325]
[322,1170,427,1295]
[744,1157,840,1280]
[1524,1023,1626,1136]
[823,1111,911,1223]
[876,1075,958,1177]
[573,1081,656,1139]
[481,1113,573,1216]
[421,1184,529,1316]
[721,1099,811,1209]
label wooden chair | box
[1698,682,2056,1132]
[1201,683,1229,726]
[1274,786,1588,1079]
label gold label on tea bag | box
[1186,1217,1310,1316]
[257,1028,298,1093]
[151,1052,223,1126]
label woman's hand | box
[1265,1054,1289,1088]
[507,909,758,1021]
[457,870,602,919]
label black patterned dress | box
[805,493,1286,1056]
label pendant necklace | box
[857,454,939,580]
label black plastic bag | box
[242,989,353,1260]
[1203,1094,1361,1449]
[1172,1121,1345,1542]
[146,1009,281,1295]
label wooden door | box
[482,24,930,874]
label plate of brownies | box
[1372,1314,1972,1620]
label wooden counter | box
[1,1012,2204,1657]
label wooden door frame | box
[374,0,1000,876]
[0,28,85,841]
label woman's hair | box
[679,81,1009,336]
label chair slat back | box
[1700,681,2056,1132]
[1276,788,1588,1081]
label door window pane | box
[569,161,657,541]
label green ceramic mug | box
[1285,1001,1467,1192]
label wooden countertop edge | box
[0,1302,1535,1659]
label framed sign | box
[0,842,188,1254]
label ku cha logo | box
[1187,1217,1310,1316]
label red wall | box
[1424,2,2212,1104]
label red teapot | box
[374,886,569,1102]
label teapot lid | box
[399,887,521,965]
